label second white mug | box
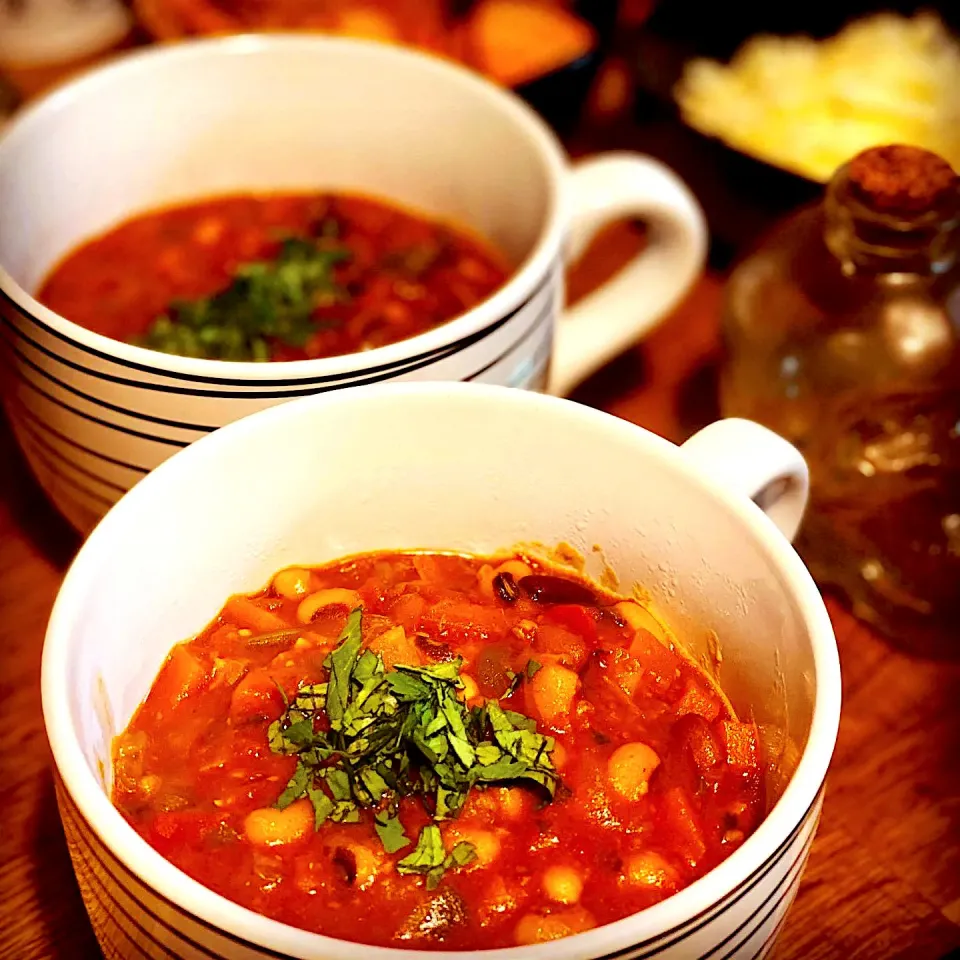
[0,35,706,533]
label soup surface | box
[38,194,510,362]
[112,552,764,949]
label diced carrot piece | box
[534,623,588,670]
[389,593,426,633]
[147,810,218,852]
[148,645,209,711]
[660,787,706,867]
[467,0,596,87]
[680,716,722,773]
[628,629,681,695]
[544,604,599,645]
[222,595,288,634]
[368,625,422,669]
[676,676,721,722]
[229,669,286,724]
[419,600,506,647]
[723,721,760,772]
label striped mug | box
[0,35,705,535]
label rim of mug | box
[42,382,842,960]
[0,35,567,381]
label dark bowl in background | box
[514,0,621,137]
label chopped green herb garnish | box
[526,658,543,679]
[267,608,558,885]
[374,812,411,854]
[139,236,350,361]
[396,825,478,890]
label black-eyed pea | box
[296,588,362,624]
[542,865,584,905]
[244,799,314,847]
[607,742,661,801]
[514,907,595,944]
[477,564,497,599]
[273,567,313,601]
[334,840,384,891]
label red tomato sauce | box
[38,193,509,361]
[112,552,765,950]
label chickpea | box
[446,824,501,865]
[272,567,312,601]
[607,742,661,801]
[622,850,679,891]
[459,674,480,702]
[530,663,579,727]
[515,908,595,944]
[542,865,584,905]
[244,799,313,848]
[477,564,497,599]
[493,787,526,820]
[297,588,362,624]
[551,739,569,771]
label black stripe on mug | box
[5,397,152,474]
[61,788,300,960]
[19,436,119,509]
[0,267,555,389]
[4,331,221,431]
[59,799,163,960]
[60,795,194,960]
[60,779,823,960]
[15,416,129,493]
[11,370,192,447]
[747,909,792,960]
[595,787,824,960]
[465,297,552,382]
[707,826,817,960]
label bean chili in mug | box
[112,551,765,949]
[37,193,510,362]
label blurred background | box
[4,0,959,262]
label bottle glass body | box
[720,163,960,657]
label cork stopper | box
[846,145,958,215]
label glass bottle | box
[720,145,960,658]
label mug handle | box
[547,152,707,396]
[679,419,810,542]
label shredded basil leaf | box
[268,606,558,879]
[138,236,350,361]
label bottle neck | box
[823,168,960,276]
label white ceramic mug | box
[43,382,840,960]
[0,35,706,535]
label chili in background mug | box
[0,35,706,536]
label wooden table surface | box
[2,44,960,960]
